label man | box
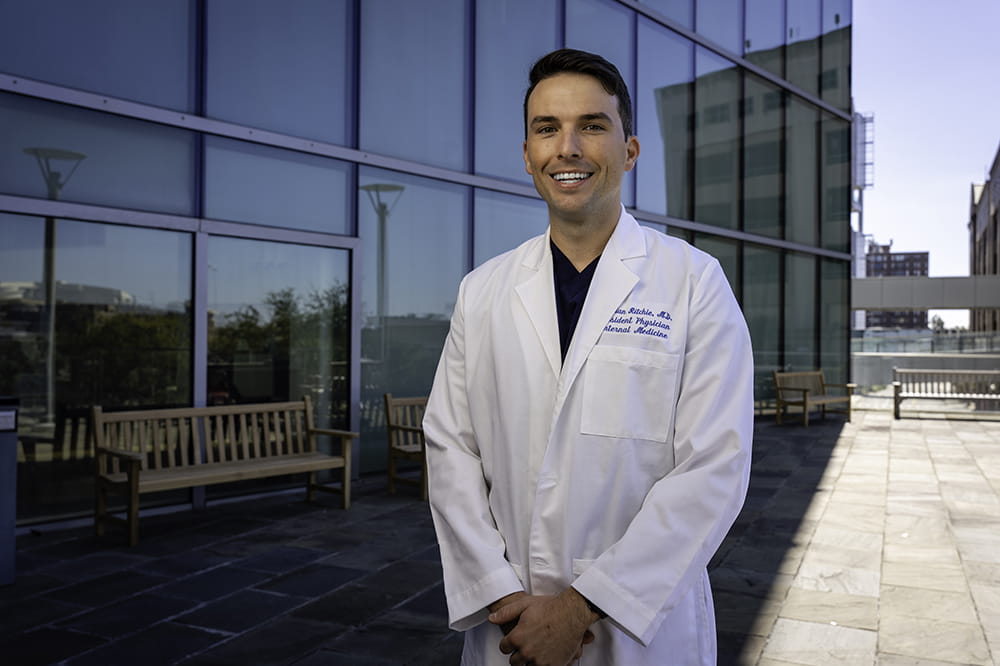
[424,48,753,665]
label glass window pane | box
[358,168,469,472]
[820,257,849,385]
[0,93,195,216]
[0,0,193,110]
[2,214,192,522]
[694,232,739,296]
[205,0,351,144]
[744,0,785,77]
[474,190,548,267]
[786,97,818,246]
[743,75,784,238]
[821,114,851,252]
[206,237,350,496]
[696,0,742,53]
[360,0,467,170]
[784,251,816,371]
[743,244,781,402]
[204,136,350,234]
[475,0,558,182]
[636,18,694,219]
[786,0,821,97]
[693,48,740,230]
[821,0,852,112]
[636,0,693,29]
[566,0,636,207]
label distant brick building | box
[864,240,929,329]
[970,146,1000,332]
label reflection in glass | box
[566,0,636,207]
[821,0,852,112]
[637,19,693,218]
[0,93,195,215]
[744,0,785,77]
[786,97,818,246]
[357,170,468,472]
[694,48,740,230]
[821,114,851,252]
[205,238,350,497]
[205,0,351,144]
[743,75,784,238]
[820,258,849,385]
[695,0,742,53]
[204,136,350,234]
[1,214,193,522]
[0,0,192,110]
[743,245,781,401]
[785,252,816,371]
[474,189,548,267]
[694,233,739,297]
[786,0,821,97]
[360,0,468,170]
[475,0,558,182]
[637,0,693,29]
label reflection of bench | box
[92,397,356,546]
[893,368,1000,419]
[18,405,93,463]
[383,394,428,500]
[773,370,854,427]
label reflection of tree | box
[57,303,192,409]
[209,284,349,427]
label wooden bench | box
[893,368,1000,419]
[92,396,355,546]
[383,393,428,501]
[773,370,855,427]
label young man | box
[424,49,753,665]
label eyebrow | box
[529,112,614,127]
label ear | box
[624,136,640,172]
[523,140,534,176]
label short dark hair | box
[523,48,633,139]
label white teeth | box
[552,172,591,182]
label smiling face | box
[523,72,639,232]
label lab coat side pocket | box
[581,346,679,442]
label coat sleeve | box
[571,258,754,646]
[423,277,524,631]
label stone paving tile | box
[175,588,305,634]
[879,584,980,625]
[156,565,271,602]
[42,570,171,608]
[0,626,107,666]
[0,595,87,639]
[777,587,877,630]
[181,616,346,665]
[761,617,877,665]
[60,592,200,638]
[878,614,992,665]
[256,562,367,598]
[65,621,224,666]
[234,545,328,574]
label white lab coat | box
[424,208,753,665]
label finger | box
[489,597,531,625]
[583,629,595,644]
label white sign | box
[0,410,15,431]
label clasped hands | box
[488,588,599,666]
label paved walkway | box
[1,408,998,665]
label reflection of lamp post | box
[23,147,86,422]
[359,183,404,362]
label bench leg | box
[95,481,106,537]
[342,465,351,510]
[306,471,316,503]
[802,406,809,428]
[127,463,140,547]
[775,401,783,425]
[387,453,397,495]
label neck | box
[549,210,619,271]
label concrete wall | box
[852,352,1000,388]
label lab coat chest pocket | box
[581,346,679,442]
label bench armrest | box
[309,428,358,456]
[388,424,424,434]
[96,447,144,464]
[824,382,856,394]
[776,387,810,399]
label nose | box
[557,129,582,159]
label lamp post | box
[23,147,86,423]
[359,183,404,363]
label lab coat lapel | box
[558,212,645,402]
[514,235,561,379]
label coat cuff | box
[447,566,524,632]
[572,566,660,647]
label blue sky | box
[852,0,1000,327]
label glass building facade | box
[0,0,852,524]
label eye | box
[536,126,556,135]
[583,123,606,132]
